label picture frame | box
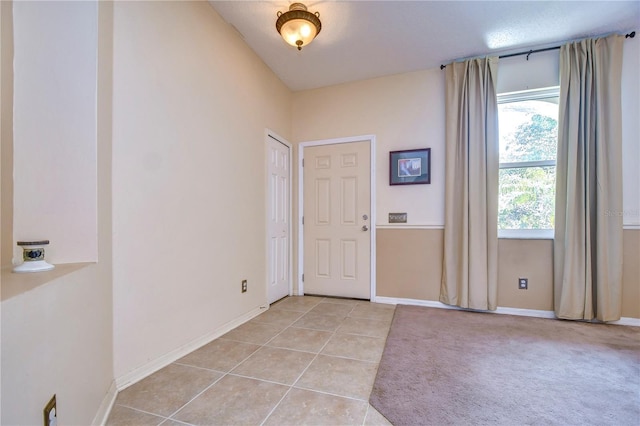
[389,148,431,185]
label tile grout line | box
[260,306,319,346]
[215,303,311,352]
[362,403,371,426]
[256,300,328,426]
[290,384,375,403]
[112,404,171,423]
[225,371,303,388]
[231,298,330,426]
[162,326,278,422]
[109,297,393,425]
[229,299,389,424]
[258,384,294,426]
[260,301,362,426]
[159,417,194,426]
[258,330,332,425]
[171,362,227,374]
[162,373,225,421]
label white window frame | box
[497,86,560,240]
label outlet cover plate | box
[518,278,528,290]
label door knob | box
[362,214,368,220]
[362,225,369,231]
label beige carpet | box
[369,305,640,426]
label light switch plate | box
[389,213,407,223]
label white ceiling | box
[209,1,639,92]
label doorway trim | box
[265,129,293,303]
[297,134,377,301]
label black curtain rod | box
[440,31,635,70]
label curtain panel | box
[554,35,624,321]
[441,57,499,311]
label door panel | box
[315,178,331,224]
[303,141,371,299]
[341,239,357,279]
[341,177,357,224]
[315,239,331,277]
[267,137,290,303]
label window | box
[497,87,559,237]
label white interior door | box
[303,141,371,299]
[267,136,290,303]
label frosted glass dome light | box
[276,3,321,51]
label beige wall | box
[496,239,553,311]
[291,70,445,297]
[376,230,554,311]
[3,0,294,422]
[293,69,446,228]
[1,0,12,269]
[111,1,292,379]
[622,230,640,318]
[1,264,113,425]
[376,229,442,301]
[377,229,639,318]
[293,37,640,319]
[11,0,98,264]
[1,4,637,424]
[0,3,4,421]
[621,40,640,224]
[1,2,114,424]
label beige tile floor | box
[107,296,395,426]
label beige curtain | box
[441,57,499,311]
[554,35,624,321]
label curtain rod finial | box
[626,31,635,39]
[440,64,446,70]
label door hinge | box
[302,216,304,225]
[302,158,304,167]
[302,273,304,282]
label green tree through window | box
[498,88,559,231]
[504,114,557,162]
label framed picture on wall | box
[389,148,431,185]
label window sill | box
[1,262,94,302]
[499,229,554,239]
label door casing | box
[298,135,377,300]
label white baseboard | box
[609,317,640,326]
[115,305,267,391]
[374,296,639,326]
[374,297,475,313]
[494,306,556,318]
[374,296,457,310]
[92,380,117,426]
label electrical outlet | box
[44,395,57,426]
[241,280,247,293]
[518,278,528,290]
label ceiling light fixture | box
[276,3,321,51]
